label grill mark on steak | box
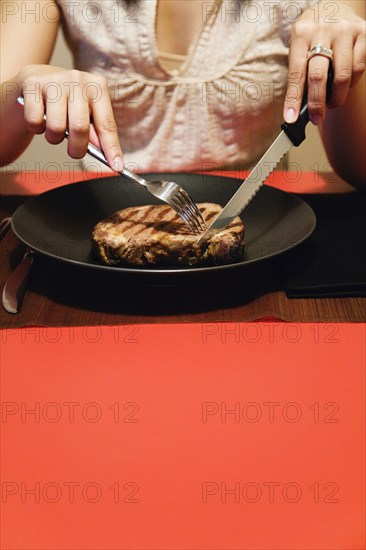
[112,206,186,240]
[117,206,158,238]
[199,205,219,223]
[154,206,171,222]
[92,203,245,267]
[122,209,137,221]
[205,211,217,222]
[143,205,158,219]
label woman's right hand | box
[18,64,124,170]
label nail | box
[285,108,297,123]
[112,156,124,172]
[311,115,322,126]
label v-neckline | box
[150,0,222,78]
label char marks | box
[92,203,245,267]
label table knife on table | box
[198,66,333,242]
[0,217,12,240]
[2,248,35,314]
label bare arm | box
[284,0,366,187]
[0,0,60,164]
[321,0,366,188]
[0,0,123,169]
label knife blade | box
[2,248,35,313]
[0,217,12,241]
[197,65,333,243]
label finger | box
[22,83,46,134]
[89,78,124,170]
[284,40,308,123]
[66,87,90,159]
[350,34,366,88]
[89,123,102,150]
[328,37,353,108]
[44,90,68,145]
[307,54,330,125]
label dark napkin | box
[284,192,366,298]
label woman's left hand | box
[283,0,366,125]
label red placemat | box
[0,169,356,196]
[1,323,365,549]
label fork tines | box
[171,191,207,235]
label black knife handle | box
[281,63,334,147]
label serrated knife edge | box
[197,131,293,243]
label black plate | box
[11,172,316,281]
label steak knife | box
[198,66,333,242]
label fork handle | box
[16,96,148,188]
[83,141,149,187]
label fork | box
[17,97,206,235]
[85,142,207,235]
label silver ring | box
[307,45,333,61]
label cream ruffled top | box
[56,0,312,172]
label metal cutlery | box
[0,217,12,241]
[198,64,334,242]
[16,97,206,235]
[2,247,35,314]
[1,217,34,314]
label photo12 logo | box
[1,1,140,25]
[201,401,340,424]
[201,323,340,344]
[201,1,339,24]
[202,481,340,504]
[1,400,140,424]
[1,481,140,504]
[1,325,140,344]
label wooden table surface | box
[1,170,365,326]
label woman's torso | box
[56,0,312,172]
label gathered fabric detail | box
[56,0,312,172]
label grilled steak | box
[92,203,244,267]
